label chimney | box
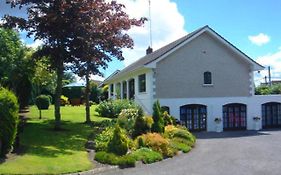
[146,46,153,55]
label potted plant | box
[214,117,222,132]
[253,116,261,130]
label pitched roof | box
[105,25,264,82]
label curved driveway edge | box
[93,130,281,175]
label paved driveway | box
[95,130,281,175]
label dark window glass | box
[138,74,146,93]
[204,71,212,84]
[262,102,281,128]
[223,103,247,130]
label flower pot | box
[215,123,221,132]
[254,121,260,131]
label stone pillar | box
[108,84,111,99]
[120,82,124,99]
[126,80,129,100]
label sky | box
[1,0,281,84]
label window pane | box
[138,74,146,92]
[204,72,212,84]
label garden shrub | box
[96,100,139,118]
[169,139,192,153]
[60,95,69,106]
[163,111,173,126]
[108,125,129,155]
[94,151,136,167]
[94,151,119,165]
[164,125,196,147]
[132,115,154,138]
[35,95,50,110]
[95,127,115,151]
[0,88,19,157]
[135,133,174,157]
[131,147,163,164]
[47,95,53,104]
[117,108,139,132]
[151,100,164,133]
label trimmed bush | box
[151,100,164,133]
[35,95,50,110]
[0,88,19,157]
[132,115,154,138]
[108,125,129,156]
[135,133,174,157]
[117,108,139,132]
[164,125,196,147]
[131,148,163,164]
[94,151,136,167]
[96,100,139,118]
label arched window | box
[223,103,247,130]
[262,102,281,128]
[204,71,212,84]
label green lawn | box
[0,105,106,175]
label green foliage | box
[100,85,109,101]
[135,133,174,157]
[0,28,35,109]
[108,125,129,156]
[169,139,192,153]
[95,127,115,152]
[60,95,69,106]
[62,87,83,99]
[133,115,154,138]
[35,95,50,110]
[255,84,281,95]
[130,148,163,164]
[90,82,101,103]
[0,88,19,157]
[117,108,139,132]
[96,100,139,118]
[94,152,135,167]
[164,125,196,147]
[163,111,174,126]
[152,100,164,133]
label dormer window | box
[204,71,212,85]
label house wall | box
[107,68,155,114]
[155,32,252,98]
[159,95,281,132]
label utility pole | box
[268,66,272,87]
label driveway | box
[94,130,281,175]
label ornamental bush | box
[135,133,174,157]
[132,115,154,138]
[35,95,50,110]
[96,100,139,118]
[0,88,19,157]
[108,125,129,156]
[151,100,164,133]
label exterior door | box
[262,102,281,128]
[223,103,247,130]
[180,104,207,131]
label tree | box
[0,28,35,109]
[4,0,145,127]
[66,0,146,123]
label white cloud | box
[255,47,281,84]
[26,39,43,48]
[90,74,105,81]
[117,0,187,66]
[248,33,270,46]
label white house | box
[103,25,281,132]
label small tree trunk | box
[85,65,91,124]
[54,61,63,130]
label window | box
[204,71,212,84]
[138,74,146,93]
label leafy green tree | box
[0,28,35,109]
